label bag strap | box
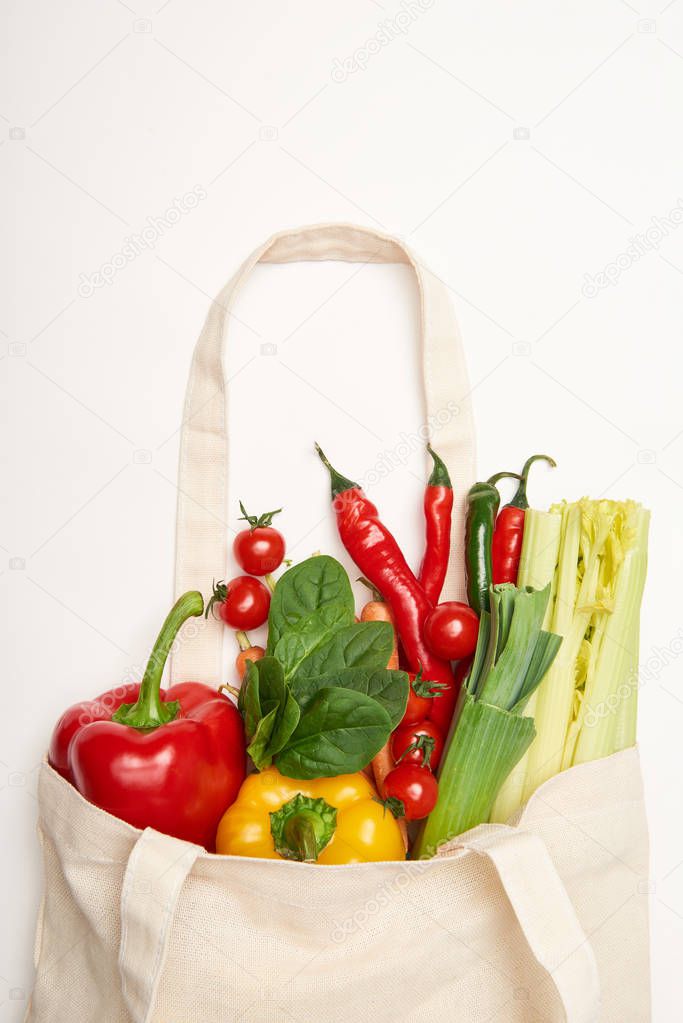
[457,826,601,1023]
[119,828,201,1023]
[170,222,476,684]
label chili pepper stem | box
[314,442,359,498]
[112,591,204,730]
[507,454,557,510]
[426,444,452,487]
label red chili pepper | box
[418,444,453,605]
[491,454,556,585]
[48,592,246,850]
[315,444,459,728]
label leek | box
[489,510,562,822]
[413,583,561,858]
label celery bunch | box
[492,498,649,821]
[413,584,561,859]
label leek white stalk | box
[413,584,561,858]
[489,510,561,822]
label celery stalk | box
[489,510,561,823]
[522,503,584,798]
[572,507,650,764]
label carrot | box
[359,592,399,670]
[235,631,265,680]
[360,591,408,850]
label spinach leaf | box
[248,657,300,763]
[275,687,391,779]
[246,705,279,771]
[240,661,262,742]
[256,656,287,710]
[273,603,353,678]
[293,621,394,679]
[291,667,409,729]
[267,555,354,653]
[267,689,301,757]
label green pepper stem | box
[112,591,204,730]
[507,455,557,510]
[487,471,523,487]
[270,793,337,862]
[284,812,320,862]
[315,442,359,498]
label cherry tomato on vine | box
[424,601,479,661]
[403,668,448,724]
[383,764,438,821]
[391,720,444,771]
[207,577,271,630]
[233,501,286,576]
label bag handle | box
[119,824,600,1023]
[119,828,201,1023]
[456,826,601,1022]
[170,222,476,684]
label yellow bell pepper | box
[216,766,405,864]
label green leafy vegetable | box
[290,667,408,729]
[244,658,300,769]
[273,604,354,678]
[239,555,408,778]
[267,555,354,653]
[275,687,392,779]
[240,661,262,742]
[293,621,394,679]
[247,706,279,771]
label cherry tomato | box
[383,764,438,821]
[404,671,448,724]
[208,577,271,630]
[391,720,444,771]
[424,601,479,661]
[233,503,285,575]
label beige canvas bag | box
[27,225,651,1023]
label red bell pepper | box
[48,591,246,850]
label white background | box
[2,1,683,1019]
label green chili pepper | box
[465,472,522,615]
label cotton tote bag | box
[27,224,650,1023]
